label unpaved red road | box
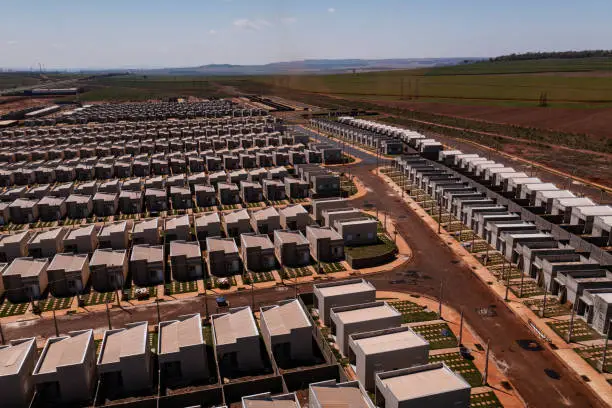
[3,163,606,408]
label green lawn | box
[0,299,28,317]
[470,391,503,407]
[242,271,275,284]
[390,300,438,323]
[412,323,458,350]
[546,319,601,342]
[318,262,346,274]
[345,235,397,259]
[165,281,198,295]
[38,296,73,312]
[575,345,612,373]
[429,352,483,387]
[82,291,116,306]
[280,266,313,279]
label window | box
[67,280,76,288]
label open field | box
[0,73,85,90]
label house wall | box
[0,341,37,407]
[171,256,202,281]
[591,296,612,334]
[337,222,377,246]
[315,289,376,326]
[178,344,209,381]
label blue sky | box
[1,0,610,69]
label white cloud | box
[233,18,271,31]
[209,29,217,35]
[6,40,18,45]
[280,17,297,25]
[328,7,335,13]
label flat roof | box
[195,212,221,226]
[90,249,127,267]
[99,323,147,365]
[280,205,307,217]
[243,396,298,408]
[307,226,342,240]
[99,221,127,235]
[253,207,279,220]
[333,303,398,324]
[261,300,311,336]
[133,218,158,233]
[213,307,259,346]
[3,258,47,278]
[224,209,249,223]
[207,237,238,253]
[159,314,204,354]
[169,240,200,257]
[242,234,274,249]
[378,364,469,401]
[36,331,91,374]
[131,245,163,262]
[554,197,594,207]
[31,228,63,243]
[0,338,35,376]
[275,230,308,245]
[165,215,189,229]
[49,253,87,272]
[354,329,428,355]
[65,224,95,239]
[310,385,370,408]
[316,280,374,297]
[595,292,612,303]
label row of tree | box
[490,50,612,62]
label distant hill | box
[133,58,483,76]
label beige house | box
[2,257,50,303]
[130,244,165,287]
[0,231,31,262]
[206,236,240,277]
[33,329,96,404]
[250,207,281,235]
[89,249,128,292]
[0,337,38,407]
[63,224,98,254]
[374,363,471,408]
[132,218,160,246]
[212,307,263,371]
[223,209,251,238]
[312,198,347,222]
[240,233,276,272]
[158,314,208,383]
[165,215,191,242]
[38,196,67,221]
[348,327,429,391]
[309,380,375,408]
[313,279,376,325]
[330,302,402,355]
[169,240,202,281]
[195,212,222,242]
[93,192,118,217]
[334,218,379,246]
[274,230,310,267]
[27,228,67,258]
[279,204,310,231]
[65,194,93,219]
[260,299,313,362]
[118,190,143,214]
[47,253,90,297]
[8,198,39,224]
[306,226,344,262]
[97,322,152,392]
[98,221,130,250]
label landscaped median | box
[344,234,398,269]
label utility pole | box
[52,309,59,337]
[438,281,444,319]
[519,266,525,298]
[437,199,442,234]
[0,322,4,345]
[567,303,576,343]
[458,308,464,346]
[601,328,610,373]
[541,289,548,318]
[483,339,490,385]
[156,299,161,324]
[505,261,511,301]
[105,300,112,330]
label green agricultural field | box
[425,57,612,75]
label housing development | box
[0,92,609,408]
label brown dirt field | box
[0,96,55,115]
[375,100,612,139]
